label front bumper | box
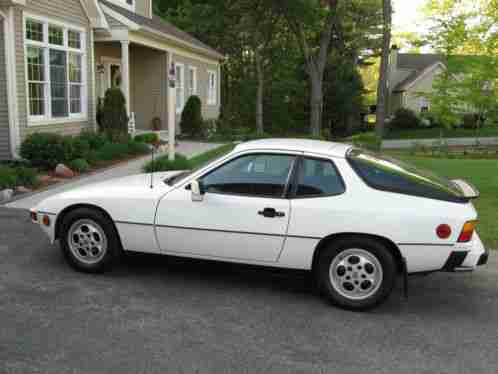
[443,232,488,272]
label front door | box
[155,153,297,262]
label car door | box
[155,152,297,262]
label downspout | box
[1,7,20,158]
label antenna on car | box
[150,143,155,189]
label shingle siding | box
[0,17,11,159]
[14,1,95,144]
[173,53,220,130]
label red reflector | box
[436,224,452,239]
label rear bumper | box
[443,232,488,272]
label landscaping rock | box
[15,186,32,194]
[55,164,75,178]
[39,175,52,184]
[0,189,14,202]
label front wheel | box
[60,208,122,273]
[316,238,397,311]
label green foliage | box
[94,143,130,161]
[127,140,150,156]
[20,133,66,168]
[143,154,190,173]
[100,88,129,139]
[389,108,421,130]
[462,113,480,129]
[0,166,18,189]
[69,158,90,173]
[134,132,160,144]
[79,130,109,150]
[351,133,382,152]
[180,96,203,136]
[0,165,38,189]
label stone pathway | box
[5,141,223,211]
[382,136,498,149]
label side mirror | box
[191,180,205,202]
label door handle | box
[258,208,285,218]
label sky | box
[393,0,429,34]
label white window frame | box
[188,66,197,97]
[23,13,87,126]
[175,62,185,114]
[207,69,217,106]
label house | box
[0,0,223,160]
[387,46,446,116]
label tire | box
[59,207,122,273]
[315,237,397,311]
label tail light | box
[436,224,452,239]
[458,220,477,243]
[30,211,38,222]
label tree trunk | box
[310,74,323,137]
[255,50,264,134]
[376,0,392,138]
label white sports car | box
[31,139,488,310]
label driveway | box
[1,207,498,374]
[4,141,223,210]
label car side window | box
[295,157,345,197]
[201,154,295,198]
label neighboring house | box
[387,46,446,116]
[0,0,223,160]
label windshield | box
[164,151,233,186]
[347,149,466,203]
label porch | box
[94,41,177,133]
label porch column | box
[120,40,130,116]
[167,52,176,161]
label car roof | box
[234,138,352,158]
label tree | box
[277,0,342,136]
[101,88,128,140]
[375,0,392,137]
[424,0,498,131]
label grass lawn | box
[189,143,236,168]
[395,156,498,249]
[385,126,498,140]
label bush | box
[0,166,38,189]
[389,108,421,130]
[78,130,109,150]
[351,133,382,152]
[134,132,160,145]
[20,133,66,168]
[69,158,90,173]
[0,166,17,189]
[100,88,128,139]
[127,140,150,156]
[180,96,203,136]
[143,154,190,173]
[462,113,481,129]
[94,142,130,161]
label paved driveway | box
[5,141,222,210]
[1,207,497,374]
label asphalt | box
[1,207,498,374]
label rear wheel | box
[60,208,121,273]
[316,237,397,311]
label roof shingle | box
[99,0,224,60]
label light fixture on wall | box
[169,62,176,88]
[96,63,105,75]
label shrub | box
[134,132,160,145]
[20,132,66,168]
[180,96,203,136]
[462,113,481,129]
[0,166,17,189]
[100,88,128,139]
[78,130,108,150]
[69,158,90,173]
[143,154,190,173]
[94,142,130,161]
[127,140,150,156]
[351,133,382,152]
[389,108,421,130]
[14,166,38,187]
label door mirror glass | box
[191,180,205,202]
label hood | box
[32,170,187,213]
